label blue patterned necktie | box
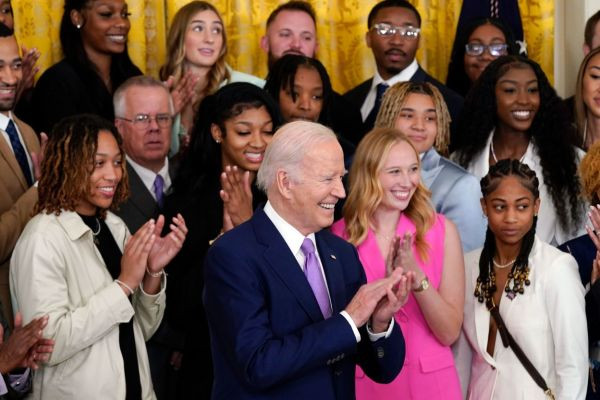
[153,174,164,209]
[6,119,32,186]
[301,238,332,319]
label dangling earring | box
[215,139,221,144]
[76,24,81,29]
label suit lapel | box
[316,232,345,314]
[420,149,444,188]
[126,163,158,219]
[253,211,325,323]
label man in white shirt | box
[113,75,177,400]
[204,121,412,399]
[343,0,463,134]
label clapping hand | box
[386,233,425,290]
[586,206,600,252]
[164,71,199,115]
[219,165,253,231]
[15,45,40,103]
[147,214,188,274]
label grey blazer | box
[421,148,486,252]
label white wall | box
[555,0,599,97]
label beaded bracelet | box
[146,267,165,278]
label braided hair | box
[475,159,539,304]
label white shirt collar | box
[263,201,317,258]
[0,111,13,130]
[360,59,419,120]
[126,155,171,199]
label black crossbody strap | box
[489,305,555,399]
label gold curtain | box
[14,0,554,93]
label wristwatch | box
[414,276,430,292]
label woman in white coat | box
[454,159,588,399]
[10,114,187,399]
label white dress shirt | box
[263,201,392,342]
[126,155,171,201]
[360,59,419,121]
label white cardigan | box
[457,132,586,245]
[10,211,165,400]
[453,237,587,399]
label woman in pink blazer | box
[332,127,464,399]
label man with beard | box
[0,22,41,330]
[261,1,364,146]
[344,0,463,135]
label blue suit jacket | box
[204,209,405,399]
[421,149,486,252]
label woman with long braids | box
[453,55,586,245]
[454,159,587,399]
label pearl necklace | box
[492,258,515,269]
[490,140,526,164]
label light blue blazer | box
[421,148,486,252]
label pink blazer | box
[331,213,461,400]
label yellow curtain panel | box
[13,0,554,93]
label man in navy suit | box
[344,0,463,136]
[204,121,410,399]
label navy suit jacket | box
[343,66,464,137]
[204,209,405,399]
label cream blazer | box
[454,237,588,400]
[10,211,165,400]
[457,132,586,246]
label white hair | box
[113,75,175,117]
[257,121,338,192]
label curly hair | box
[375,81,451,156]
[574,46,600,149]
[446,17,519,97]
[342,127,434,260]
[477,159,539,294]
[173,82,282,196]
[159,1,229,101]
[579,141,600,205]
[454,55,582,233]
[36,114,129,218]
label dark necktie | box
[364,83,389,131]
[300,238,332,319]
[153,174,164,209]
[6,119,32,186]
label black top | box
[78,214,141,400]
[30,58,141,135]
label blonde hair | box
[575,46,600,149]
[159,1,230,100]
[375,81,451,157]
[579,141,600,204]
[342,127,435,260]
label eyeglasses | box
[371,23,420,39]
[116,113,173,129]
[465,43,508,57]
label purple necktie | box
[153,174,164,209]
[301,238,332,319]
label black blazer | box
[343,66,464,139]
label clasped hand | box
[119,214,188,291]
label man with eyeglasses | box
[113,75,179,400]
[344,0,463,135]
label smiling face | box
[279,65,323,122]
[73,0,131,57]
[464,23,507,83]
[393,93,437,154]
[583,52,600,119]
[212,105,274,172]
[75,130,123,216]
[366,6,420,80]
[377,140,420,213]
[285,138,346,235]
[183,9,224,71]
[261,10,317,69]
[481,175,540,247]
[0,35,21,115]
[494,64,540,134]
